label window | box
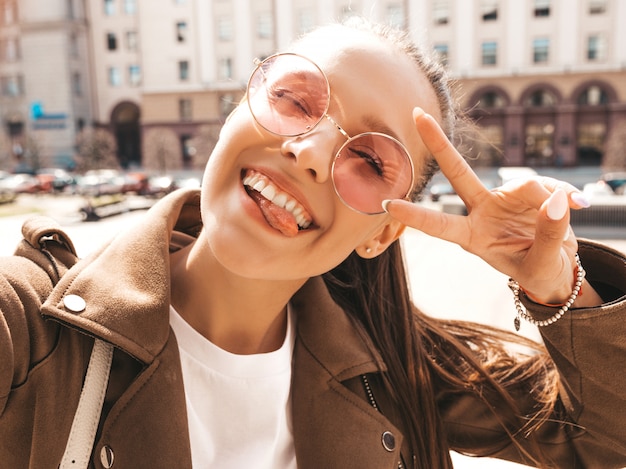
[257,12,272,39]
[1,75,24,97]
[178,60,189,80]
[340,6,358,21]
[587,34,606,61]
[433,0,449,25]
[69,33,79,57]
[478,91,505,108]
[217,17,233,41]
[481,41,497,65]
[433,43,449,65]
[129,65,141,86]
[181,135,194,167]
[218,57,232,80]
[534,0,550,17]
[176,21,188,42]
[124,0,136,14]
[72,72,82,96]
[297,9,315,34]
[525,90,556,107]
[126,31,138,51]
[108,67,121,86]
[179,99,192,121]
[576,122,605,164]
[2,38,20,62]
[67,0,75,18]
[387,4,405,28]
[589,0,607,14]
[577,85,608,105]
[481,0,498,20]
[533,38,549,63]
[107,33,117,51]
[220,93,237,118]
[525,124,554,164]
[104,0,115,16]
[3,1,15,24]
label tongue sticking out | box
[250,190,300,237]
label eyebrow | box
[361,115,403,142]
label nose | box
[280,118,344,183]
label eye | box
[347,146,384,177]
[267,85,313,118]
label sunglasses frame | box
[246,52,415,215]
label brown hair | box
[318,18,560,468]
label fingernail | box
[412,107,425,120]
[570,191,591,208]
[547,190,568,221]
[381,199,391,213]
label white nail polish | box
[547,190,568,221]
[382,199,391,213]
[570,191,591,208]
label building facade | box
[0,0,625,171]
[0,0,92,170]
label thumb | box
[527,189,572,263]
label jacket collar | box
[40,189,383,380]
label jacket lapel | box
[290,278,405,468]
[40,189,203,364]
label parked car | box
[36,168,76,193]
[76,169,126,196]
[0,171,17,203]
[602,172,626,195]
[0,173,42,194]
[497,166,538,185]
[582,180,615,199]
[428,182,456,202]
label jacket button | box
[63,294,86,313]
[381,431,396,452]
[100,445,114,468]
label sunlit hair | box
[312,17,560,469]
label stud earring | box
[365,247,372,254]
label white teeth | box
[273,193,288,208]
[260,185,276,200]
[243,171,313,229]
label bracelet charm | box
[508,253,585,331]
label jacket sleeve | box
[0,216,78,416]
[439,240,626,468]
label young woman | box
[1,18,625,469]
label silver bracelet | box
[508,253,585,331]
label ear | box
[355,220,406,259]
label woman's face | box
[200,28,441,281]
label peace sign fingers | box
[412,107,488,211]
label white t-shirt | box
[169,305,297,469]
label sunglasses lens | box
[247,54,414,215]
[247,54,329,136]
[333,134,414,214]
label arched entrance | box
[111,101,141,168]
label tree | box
[602,120,626,172]
[142,127,182,173]
[75,127,119,172]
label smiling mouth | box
[242,169,314,236]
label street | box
[1,194,625,468]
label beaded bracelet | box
[508,253,585,331]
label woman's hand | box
[385,108,601,307]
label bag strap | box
[59,339,114,469]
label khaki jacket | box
[1,189,625,468]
